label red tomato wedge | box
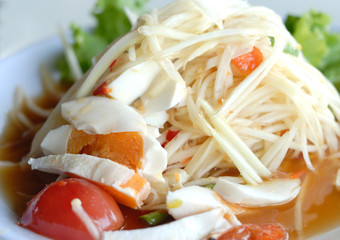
[231,47,263,76]
[19,178,124,240]
[218,223,288,240]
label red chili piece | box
[161,130,180,148]
[109,59,117,72]
[93,82,111,96]
[166,130,180,142]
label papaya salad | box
[2,0,340,239]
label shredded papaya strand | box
[280,129,289,136]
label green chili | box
[139,211,172,226]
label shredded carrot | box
[231,47,263,76]
[181,157,192,165]
[280,129,289,136]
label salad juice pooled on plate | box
[2,0,340,239]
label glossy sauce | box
[1,94,340,239]
[0,94,58,216]
[237,156,340,239]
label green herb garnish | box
[59,0,148,83]
[285,10,340,92]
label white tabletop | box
[0,0,339,60]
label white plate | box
[1,1,340,240]
[0,36,61,240]
[0,36,63,131]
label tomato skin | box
[231,47,263,76]
[218,224,288,240]
[19,178,124,240]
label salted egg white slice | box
[102,208,225,240]
[28,154,150,209]
[140,134,167,183]
[60,96,167,183]
[106,60,161,105]
[141,80,189,113]
[41,115,167,184]
[61,96,147,135]
[166,186,232,220]
[214,178,301,207]
[142,111,168,128]
[40,124,73,155]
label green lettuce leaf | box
[59,0,148,83]
[287,10,330,67]
[71,24,108,73]
[285,10,340,92]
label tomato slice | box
[218,223,288,240]
[231,47,263,76]
[19,178,124,240]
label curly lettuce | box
[285,10,340,91]
[58,0,148,82]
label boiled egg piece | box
[65,130,167,184]
[61,96,167,183]
[106,60,161,105]
[139,134,167,183]
[145,126,161,138]
[61,96,146,135]
[41,129,167,184]
[142,111,168,138]
[28,154,150,209]
[40,125,73,155]
[102,208,226,240]
[141,80,189,113]
[166,186,234,220]
[214,178,301,207]
[142,111,168,128]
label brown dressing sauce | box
[0,94,148,229]
[1,93,340,239]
